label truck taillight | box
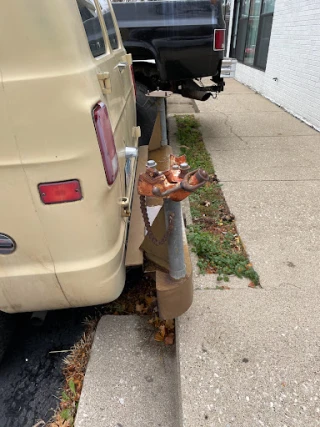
[38,180,82,204]
[93,102,119,186]
[130,64,136,97]
[213,29,225,51]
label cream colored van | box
[0,0,140,314]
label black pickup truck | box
[113,0,233,144]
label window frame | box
[253,10,274,71]
[76,0,123,61]
[242,0,263,67]
[76,0,108,59]
[233,0,275,72]
[96,0,122,53]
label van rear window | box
[77,0,106,58]
[98,0,119,50]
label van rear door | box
[0,74,70,313]
[78,0,137,210]
[95,0,137,205]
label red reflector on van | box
[93,102,118,186]
[38,180,82,204]
[214,29,225,51]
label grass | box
[176,115,259,286]
[46,318,97,427]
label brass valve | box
[137,156,209,202]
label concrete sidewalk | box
[76,80,320,427]
[171,79,320,426]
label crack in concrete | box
[202,110,250,146]
[207,134,318,138]
[221,179,320,183]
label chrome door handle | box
[117,62,128,71]
[125,147,138,159]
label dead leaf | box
[60,401,69,410]
[154,331,165,342]
[135,303,145,313]
[164,333,175,346]
[248,282,256,288]
[165,319,175,330]
[159,324,166,337]
[152,315,161,328]
[145,295,156,306]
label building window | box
[232,0,275,71]
[254,0,275,69]
[244,0,262,66]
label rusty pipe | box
[180,169,209,192]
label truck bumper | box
[221,58,237,78]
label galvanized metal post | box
[144,89,186,280]
[157,98,168,146]
[163,199,186,280]
[160,92,185,280]
[146,90,171,147]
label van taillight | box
[213,29,225,51]
[130,64,136,98]
[38,180,82,204]
[93,102,119,186]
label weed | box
[176,115,214,174]
[47,318,97,427]
[188,227,259,284]
[176,115,259,286]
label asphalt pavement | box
[0,308,97,427]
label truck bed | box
[113,0,225,82]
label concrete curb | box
[75,316,179,427]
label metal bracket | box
[120,197,131,217]
[117,62,128,72]
[146,90,173,98]
[122,53,133,66]
[146,90,173,146]
[97,71,112,95]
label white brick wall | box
[234,0,320,131]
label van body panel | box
[0,0,137,313]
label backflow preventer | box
[136,88,209,319]
[138,154,208,280]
